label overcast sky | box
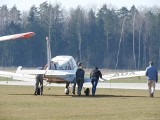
[0,0,159,11]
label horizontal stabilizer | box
[17,70,47,75]
[16,69,76,76]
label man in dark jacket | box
[34,66,44,95]
[76,62,85,96]
[90,67,102,96]
[72,62,85,96]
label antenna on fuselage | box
[46,36,52,69]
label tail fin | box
[14,66,36,81]
[46,37,52,70]
[16,66,22,74]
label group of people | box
[34,61,159,97]
[73,61,159,97]
[73,62,103,96]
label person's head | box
[94,66,98,70]
[149,61,153,66]
[78,62,82,67]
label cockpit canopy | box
[50,55,77,70]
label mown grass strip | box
[0,85,160,120]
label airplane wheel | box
[65,88,69,95]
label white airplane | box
[0,32,146,95]
[11,36,94,94]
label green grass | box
[0,77,19,81]
[0,85,160,120]
[0,77,11,81]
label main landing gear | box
[65,82,70,94]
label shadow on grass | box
[7,93,152,98]
[71,94,148,98]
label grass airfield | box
[0,85,160,120]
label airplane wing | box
[102,71,146,80]
[0,70,36,81]
[0,66,146,83]
[0,32,35,41]
[84,71,145,83]
[0,71,16,78]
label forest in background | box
[0,2,160,70]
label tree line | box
[0,2,160,70]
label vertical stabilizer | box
[46,37,52,69]
[16,66,22,73]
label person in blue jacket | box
[145,61,158,97]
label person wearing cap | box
[73,62,85,96]
[145,61,158,97]
[90,67,102,96]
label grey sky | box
[0,0,159,11]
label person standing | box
[74,62,85,96]
[145,61,158,97]
[34,66,44,95]
[90,67,102,96]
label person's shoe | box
[72,91,75,94]
[34,92,37,96]
[77,92,81,96]
[151,93,154,97]
[149,93,154,97]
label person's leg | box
[148,80,152,97]
[91,80,94,95]
[92,79,98,96]
[151,80,156,97]
[76,79,81,95]
[94,80,98,95]
[39,78,43,95]
[72,79,76,94]
[79,79,84,95]
[34,76,39,95]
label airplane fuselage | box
[44,55,77,83]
